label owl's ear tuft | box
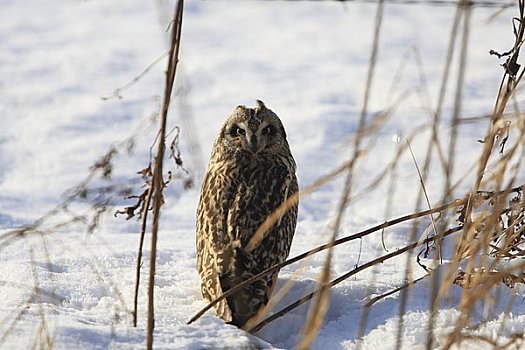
[235,105,246,112]
[255,100,267,111]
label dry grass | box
[193,1,525,349]
[0,1,186,348]
[2,0,525,349]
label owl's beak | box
[247,135,258,153]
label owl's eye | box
[230,125,245,137]
[262,125,274,135]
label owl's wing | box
[222,163,298,326]
[229,163,297,253]
[196,167,239,322]
[197,160,298,327]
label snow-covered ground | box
[1,0,524,349]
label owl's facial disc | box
[228,122,262,154]
[226,111,285,156]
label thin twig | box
[248,226,464,333]
[146,1,183,349]
[132,185,154,327]
[188,196,469,325]
[406,139,439,265]
[188,184,521,325]
[102,51,170,100]
[395,2,464,347]
[364,274,430,308]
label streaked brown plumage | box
[196,100,298,328]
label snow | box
[1,0,524,349]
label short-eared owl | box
[196,100,298,328]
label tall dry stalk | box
[145,1,184,349]
[183,2,525,349]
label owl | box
[196,100,298,328]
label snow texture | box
[1,0,524,349]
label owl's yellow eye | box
[230,125,245,137]
[262,125,274,135]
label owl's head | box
[219,100,289,157]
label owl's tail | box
[200,273,234,323]
[219,270,277,330]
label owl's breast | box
[227,159,294,243]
